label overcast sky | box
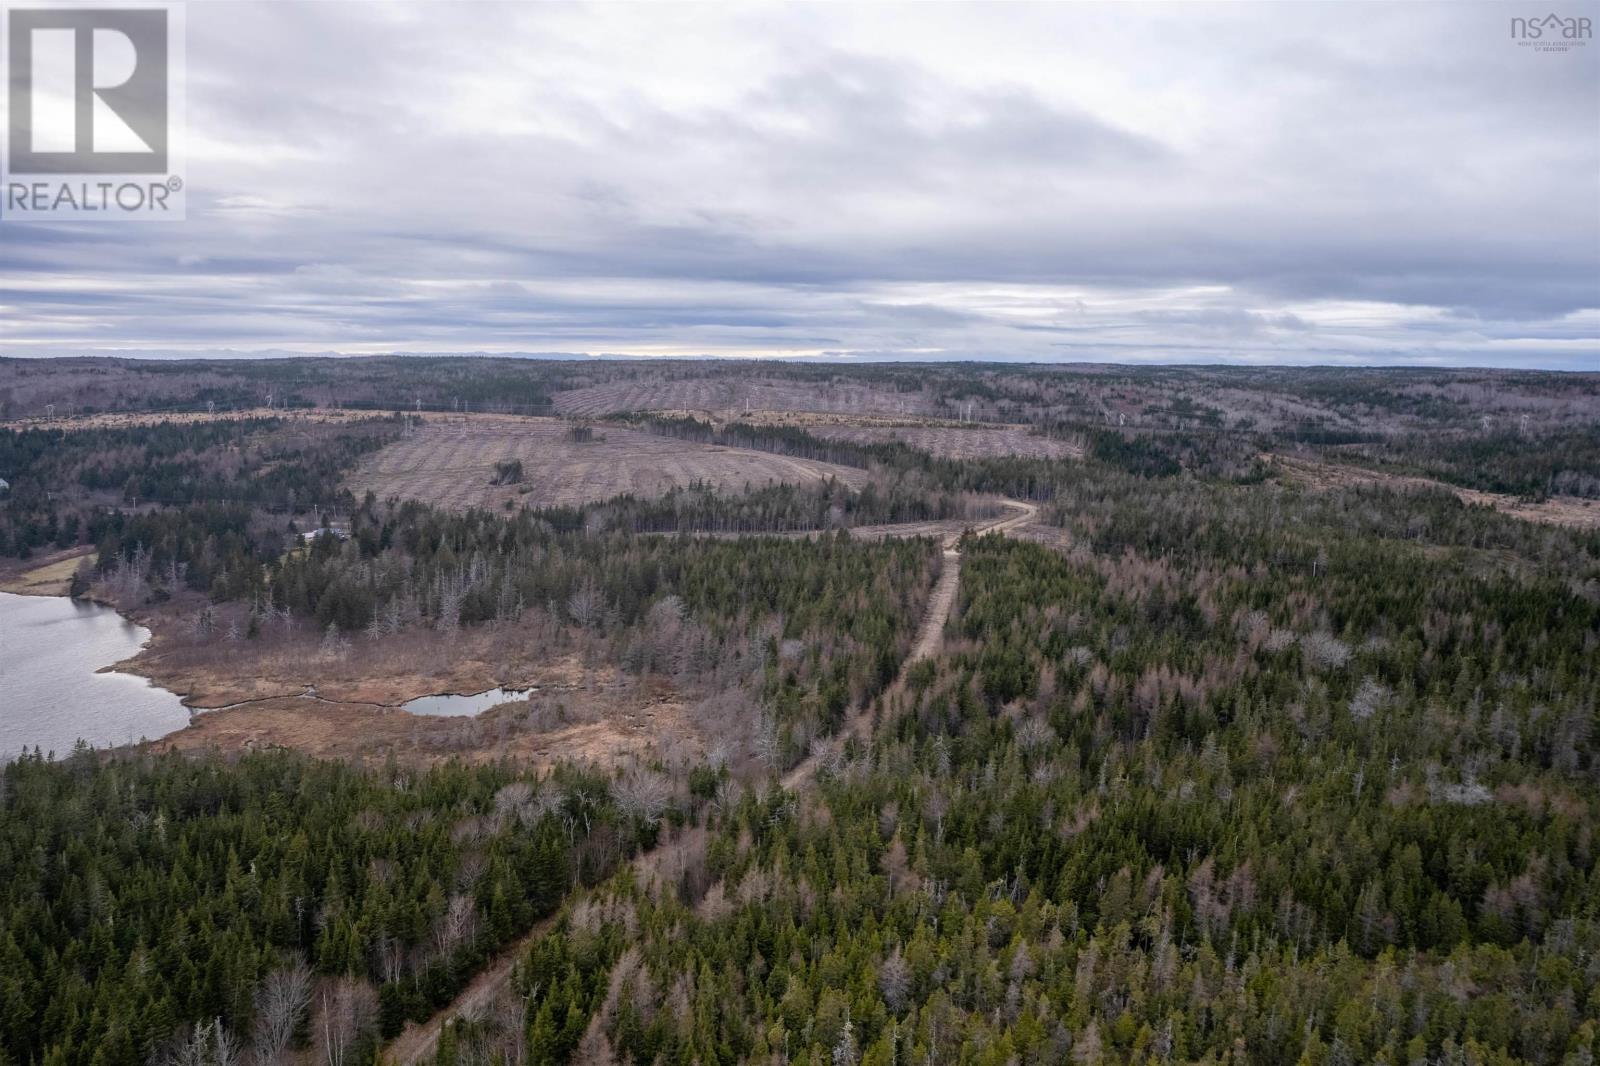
[2,1,1597,366]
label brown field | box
[126,610,715,770]
[553,379,934,418]
[1270,454,1600,530]
[346,416,868,510]
[0,546,93,596]
[152,668,706,771]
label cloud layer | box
[2,2,1597,366]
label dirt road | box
[906,499,1036,666]
[382,499,1038,1063]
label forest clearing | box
[1270,453,1600,529]
[345,416,870,510]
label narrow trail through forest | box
[383,499,1037,1064]
[909,499,1036,666]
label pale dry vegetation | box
[137,613,730,773]
[0,546,94,595]
[153,668,710,772]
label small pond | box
[400,686,529,717]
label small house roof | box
[300,526,349,541]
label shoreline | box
[0,588,192,761]
[0,584,574,766]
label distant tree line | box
[0,418,398,559]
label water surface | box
[401,686,528,717]
[0,591,191,760]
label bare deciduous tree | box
[433,893,478,956]
[375,930,406,983]
[879,948,911,1013]
[614,769,674,826]
[436,571,469,638]
[149,1018,240,1066]
[1015,716,1056,750]
[316,978,377,1066]
[251,957,313,1065]
[752,711,782,770]
[567,578,603,629]
[1073,1019,1104,1066]
[493,781,536,828]
[1301,630,1351,670]
[1348,677,1391,720]
[572,1029,618,1066]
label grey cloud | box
[0,2,1594,365]
[1133,309,1313,335]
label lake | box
[0,591,192,761]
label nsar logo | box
[1510,12,1592,51]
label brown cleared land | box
[136,617,713,770]
[0,546,93,596]
[346,416,869,510]
[137,499,1041,778]
[151,669,704,771]
[1269,454,1600,530]
[121,614,557,710]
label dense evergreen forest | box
[1,361,1597,1065]
[0,751,641,1064]
[489,484,1599,1066]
